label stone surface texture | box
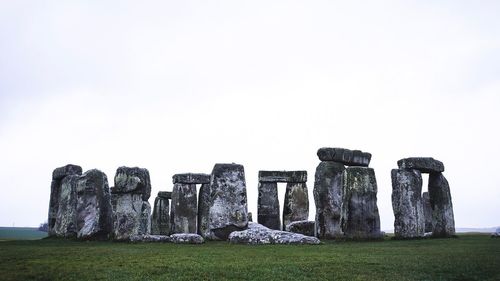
[129,234,171,243]
[53,175,79,237]
[258,171,307,183]
[112,167,152,201]
[397,157,444,173]
[428,172,455,237]
[391,169,425,238]
[197,183,211,237]
[317,148,371,166]
[313,161,345,239]
[422,192,433,233]
[170,183,197,234]
[257,182,280,230]
[170,233,204,244]
[341,167,382,239]
[172,173,211,184]
[283,182,309,230]
[285,220,315,237]
[151,195,170,235]
[229,222,320,245]
[158,191,172,199]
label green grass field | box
[0,234,498,280]
[0,227,47,241]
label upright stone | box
[170,183,197,234]
[313,161,345,239]
[198,183,211,237]
[257,182,280,230]
[75,169,113,239]
[53,175,79,237]
[151,192,171,235]
[428,172,455,237]
[341,167,382,239]
[283,182,309,230]
[422,192,433,233]
[48,164,82,236]
[208,163,248,240]
[391,169,424,238]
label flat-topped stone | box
[112,166,151,200]
[172,173,211,184]
[258,171,307,183]
[229,222,320,245]
[317,148,371,166]
[170,233,204,244]
[397,157,444,173]
[52,164,82,180]
[129,235,171,243]
[157,191,172,199]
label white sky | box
[1,1,499,229]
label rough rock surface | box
[112,167,152,201]
[151,194,170,235]
[170,183,197,234]
[428,172,455,237]
[172,173,211,184]
[283,182,309,230]
[397,158,444,173]
[248,212,253,222]
[258,171,307,183]
[49,164,82,236]
[130,234,171,243]
[208,163,249,240]
[229,222,320,245]
[285,220,315,237]
[313,161,345,239]
[53,175,79,237]
[75,169,113,239]
[197,183,211,237]
[111,193,151,240]
[158,191,172,199]
[341,167,382,239]
[170,233,204,244]
[257,182,280,230]
[317,148,371,167]
[391,169,425,238]
[422,192,433,233]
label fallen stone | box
[258,171,307,183]
[111,193,151,240]
[313,161,345,239]
[197,183,211,238]
[285,220,315,237]
[428,172,455,237]
[341,167,382,240]
[283,182,309,230]
[172,173,211,184]
[129,234,171,243]
[75,169,113,240]
[52,164,83,180]
[391,169,425,239]
[257,182,280,230]
[208,163,249,240]
[317,148,371,166]
[112,166,152,201]
[170,233,204,244]
[397,158,444,173]
[53,175,79,238]
[229,222,320,245]
[151,194,170,235]
[422,192,433,233]
[170,183,197,234]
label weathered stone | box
[317,148,371,166]
[257,182,280,230]
[422,192,433,233]
[258,171,307,183]
[208,163,248,240]
[341,167,382,239]
[391,169,425,239]
[172,173,211,184]
[170,233,204,244]
[313,161,345,239]
[75,169,113,240]
[229,222,320,245]
[53,175,79,238]
[129,234,171,243]
[283,182,309,230]
[170,183,197,234]
[151,195,170,235]
[158,191,172,199]
[397,158,444,173]
[285,220,315,237]
[111,193,151,240]
[48,164,82,236]
[112,167,151,201]
[248,212,253,222]
[428,172,455,237]
[197,183,211,237]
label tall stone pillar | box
[170,183,197,234]
[283,182,309,230]
[428,172,455,237]
[151,191,171,235]
[198,183,211,237]
[422,192,433,233]
[257,182,280,230]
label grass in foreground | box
[0,234,499,280]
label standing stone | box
[257,182,280,230]
[208,163,248,240]
[283,182,309,230]
[48,164,82,236]
[53,175,79,237]
[170,183,197,234]
[198,183,211,237]
[313,161,345,239]
[151,192,171,235]
[75,169,113,239]
[111,167,152,240]
[341,167,382,239]
[428,172,455,237]
[422,192,433,233]
[391,169,424,239]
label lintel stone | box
[172,173,211,184]
[258,171,307,183]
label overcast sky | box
[1,1,499,230]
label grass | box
[0,227,47,241]
[0,234,498,280]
